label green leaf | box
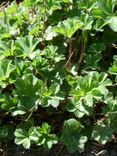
[109,55,117,74]
[44,0,62,15]
[0,125,14,141]
[40,83,64,108]
[44,26,57,40]
[77,0,97,12]
[13,74,44,111]
[61,118,87,153]
[0,60,15,80]
[103,96,117,133]
[12,110,26,116]
[68,72,112,117]
[54,17,83,38]
[109,16,117,32]
[92,124,113,144]
[0,60,15,88]
[42,45,65,62]
[0,40,15,60]
[35,123,58,149]
[0,95,16,112]
[15,60,31,76]
[84,43,105,69]
[14,126,38,149]
[96,0,115,15]
[5,1,18,14]
[21,0,37,7]
[80,13,94,30]
[16,35,39,59]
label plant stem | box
[78,32,88,70]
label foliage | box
[14,122,58,149]
[61,118,87,153]
[0,0,117,154]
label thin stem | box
[65,49,75,68]
[3,9,10,33]
[66,40,73,68]
[77,31,88,70]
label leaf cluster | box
[0,0,117,154]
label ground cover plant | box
[0,0,117,155]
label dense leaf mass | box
[0,0,117,154]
